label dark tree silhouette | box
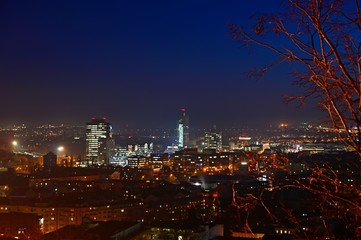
[229,0,361,156]
[228,0,361,238]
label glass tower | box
[86,118,112,165]
[177,108,190,148]
[204,128,222,153]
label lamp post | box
[11,140,18,167]
[57,146,64,153]
[57,146,66,167]
[12,140,18,152]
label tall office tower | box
[86,118,113,165]
[177,108,190,148]
[43,152,57,170]
[204,127,222,153]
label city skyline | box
[0,0,325,128]
[0,0,359,238]
[0,115,325,131]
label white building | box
[85,118,113,165]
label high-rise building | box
[204,128,222,153]
[177,108,190,148]
[86,118,113,165]
[43,152,57,170]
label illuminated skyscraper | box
[204,127,222,153]
[86,118,113,165]
[177,108,190,148]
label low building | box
[0,212,42,239]
[133,221,209,240]
[43,220,143,240]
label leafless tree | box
[229,0,361,156]
[226,2,361,238]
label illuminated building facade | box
[86,118,113,165]
[127,155,147,168]
[177,108,190,149]
[0,201,143,233]
[204,128,222,153]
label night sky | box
[0,0,324,129]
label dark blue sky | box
[0,0,323,129]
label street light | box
[57,146,64,152]
[12,140,18,153]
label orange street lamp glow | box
[57,146,64,152]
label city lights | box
[0,0,360,238]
